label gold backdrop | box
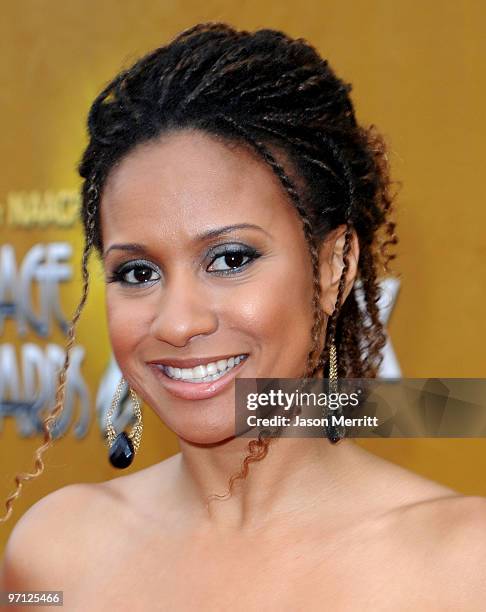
[1,0,485,549]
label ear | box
[318,225,360,317]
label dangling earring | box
[329,341,338,393]
[105,377,143,468]
[325,341,345,444]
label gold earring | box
[325,341,345,444]
[329,341,338,394]
[106,377,143,468]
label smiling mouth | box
[159,354,248,383]
[148,354,249,401]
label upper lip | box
[147,353,248,369]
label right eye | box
[107,262,160,287]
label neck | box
[173,434,375,533]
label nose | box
[149,272,218,347]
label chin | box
[151,404,233,445]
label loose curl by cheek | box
[0,22,398,522]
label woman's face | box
[100,129,323,444]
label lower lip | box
[148,357,248,401]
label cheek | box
[237,257,314,362]
[105,291,148,370]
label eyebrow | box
[102,223,271,259]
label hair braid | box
[0,181,98,523]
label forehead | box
[100,129,301,249]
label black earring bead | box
[109,432,135,469]
[325,423,344,444]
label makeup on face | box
[100,129,315,443]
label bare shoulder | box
[1,482,114,590]
[349,445,486,606]
[1,456,179,594]
[394,491,486,549]
[390,493,486,607]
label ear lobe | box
[319,226,360,317]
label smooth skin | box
[2,130,486,611]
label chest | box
[64,528,429,612]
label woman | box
[2,22,486,610]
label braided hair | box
[1,22,398,522]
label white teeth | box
[206,362,218,375]
[162,354,247,383]
[192,365,207,378]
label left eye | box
[207,251,253,273]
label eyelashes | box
[106,244,262,288]
[106,261,160,286]
[207,244,261,275]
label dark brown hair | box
[1,22,397,522]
